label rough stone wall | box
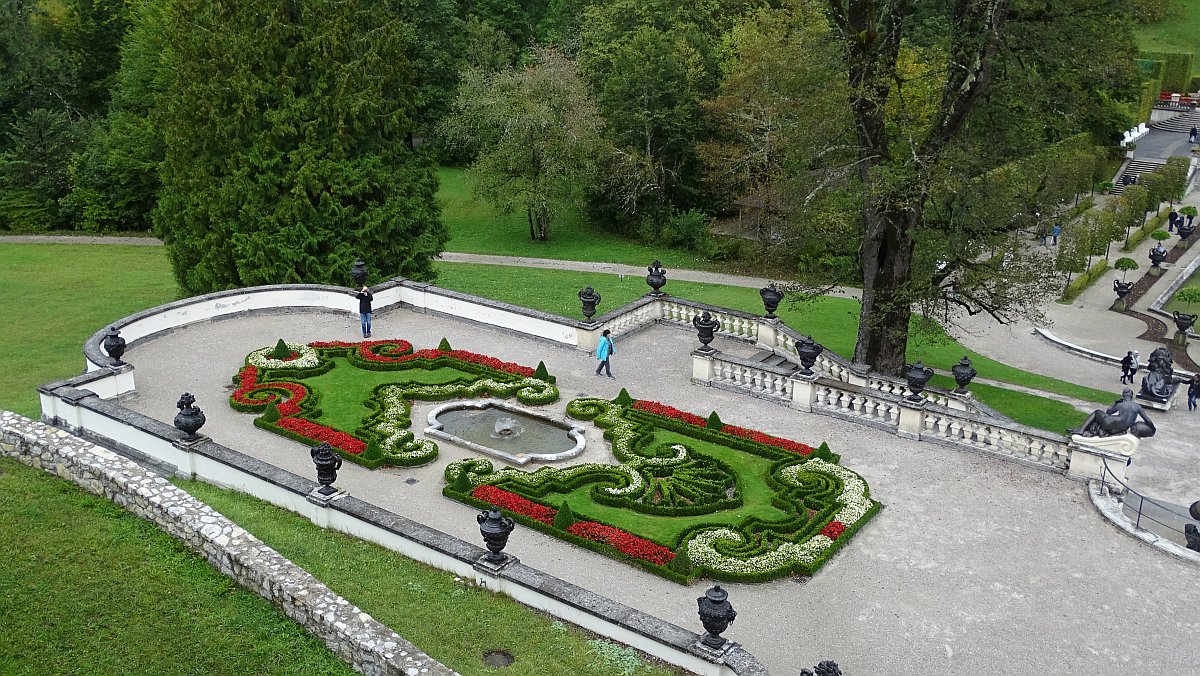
[0,411,455,676]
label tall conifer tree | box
[154,0,446,293]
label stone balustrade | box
[660,299,759,341]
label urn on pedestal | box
[951,357,977,394]
[759,284,783,319]
[693,311,720,351]
[351,259,369,287]
[578,286,601,320]
[903,362,934,402]
[477,508,515,562]
[794,335,824,376]
[173,393,206,440]
[310,442,342,496]
[696,585,737,649]
[645,260,668,295]
[102,326,126,365]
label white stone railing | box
[812,383,901,429]
[659,298,759,341]
[866,375,955,409]
[921,407,1071,469]
[706,354,794,401]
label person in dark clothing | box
[1188,375,1200,412]
[1169,209,1178,232]
[1120,351,1135,385]
[355,286,373,338]
[1190,126,1198,143]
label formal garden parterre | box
[229,338,559,468]
[444,390,881,584]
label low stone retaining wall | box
[0,411,454,676]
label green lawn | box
[0,456,355,675]
[301,359,466,431]
[438,167,709,269]
[1135,6,1200,75]
[1161,264,1200,314]
[0,243,180,418]
[179,479,676,676]
[431,262,1118,416]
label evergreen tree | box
[154,0,447,294]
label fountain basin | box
[425,399,586,465]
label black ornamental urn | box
[1173,311,1198,333]
[1113,279,1134,299]
[1190,500,1200,522]
[645,260,668,295]
[696,585,737,649]
[579,286,601,320]
[951,356,977,394]
[102,326,126,365]
[477,508,515,562]
[1149,244,1168,268]
[795,335,824,376]
[1179,221,1196,243]
[351,259,369,287]
[903,362,935,402]
[759,284,783,319]
[310,442,342,496]
[173,393,206,440]
[693,311,720,351]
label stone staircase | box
[748,349,800,373]
[1150,110,1200,133]
[1110,158,1168,196]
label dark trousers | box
[595,359,612,376]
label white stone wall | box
[0,411,455,676]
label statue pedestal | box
[1135,383,1179,411]
[691,349,716,384]
[1067,433,1138,483]
[1111,299,1128,312]
[1148,267,1164,278]
[1173,330,1189,346]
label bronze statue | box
[1074,389,1156,438]
[1139,346,1177,403]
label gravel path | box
[117,307,1200,676]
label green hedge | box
[1191,76,1200,94]
[1139,51,1193,93]
[1123,211,1170,251]
[1059,259,1110,303]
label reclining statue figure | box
[1074,388,1156,438]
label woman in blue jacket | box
[595,329,615,377]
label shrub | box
[612,388,635,407]
[437,337,452,351]
[706,411,723,430]
[1139,51,1192,92]
[1060,260,1110,302]
[270,338,292,360]
[533,361,555,384]
[1151,229,1172,241]
[552,501,576,530]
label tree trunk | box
[854,206,917,374]
[527,208,536,241]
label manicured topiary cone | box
[437,337,452,351]
[270,338,291,360]
[613,388,635,407]
[533,361,554,383]
[450,468,473,494]
[706,411,723,430]
[261,401,281,423]
[552,500,576,530]
[670,542,694,574]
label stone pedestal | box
[1111,299,1128,312]
[691,349,716,384]
[1173,330,1189,346]
[897,399,927,439]
[946,392,973,412]
[1136,383,1179,411]
[1067,433,1138,483]
[788,371,819,412]
[306,488,348,527]
[756,319,779,352]
[1148,267,1164,277]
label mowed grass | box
[1135,6,1200,75]
[178,479,678,676]
[431,262,1118,428]
[302,360,467,431]
[0,243,179,418]
[438,167,708,268]
[0,456,355,675]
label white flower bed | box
[247,342,320,370]
[372,386,437,462]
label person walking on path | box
[1190,126,1198,143]
[1189,375,1200,411]
[1051,222,1061,246]
[355,285,374,338]
[1120,351,1135,385]
[595,329,615,377]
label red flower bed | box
[307,340,535,375]
[277,417,367,454]
[632,399,813,455]
[820,521,846,540]
[471,485,557,524]
[231,366,309,416]
[566,521,676,566]
[632,400,707,427]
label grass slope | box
[179,479,676,676]
[0,243,179,417]
[1135,6,1200,75]
[0,456,354,675]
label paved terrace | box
[118,305,1199,675]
